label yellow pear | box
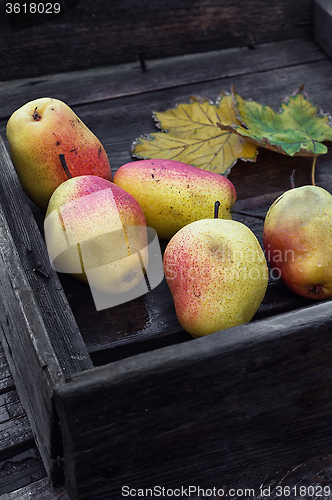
[163,218,268,337]
[113,159,236,239]
[6,97,112,210]
[263,185,332,299]
[44,175,149,303]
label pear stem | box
[59,154,72,179]
[214,201,221,218]
[33,106,41,121]
[311,155,317,186]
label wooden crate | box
[1,1,332,499]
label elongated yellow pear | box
[163,216,268,337]
[263,185,332,299]
[113,159,236,239]
[6,98,112,210]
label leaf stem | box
[311,155,317,186]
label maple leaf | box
[218,85,332,156]
[131,93,258,175]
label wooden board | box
[0,342,46,496]
[0,0,313,81]
[0,138,93,485]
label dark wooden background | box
[0,0,312,81]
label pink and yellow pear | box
[44,175,148,296]
[6,98,112,210]
[263,185,332,300]
[163,217,268,337]
[113,159,236,239]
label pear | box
[163,218,268,337]
[6,98,112,210]
[113,159,236,239]
[44,175,149,300]
[263,185,332,300]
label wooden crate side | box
[55,301,332,500]
[313,0,332,61]
[0,0,313,82]
[0,136,93,378]
[0,38,324,122]
[0,201,64,484]
[0,136,94,484]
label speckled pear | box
[6,97,112,210]
[113,159,236,239]
[163,218,268,337]
[263,185,332,299]
[44,175,148,295]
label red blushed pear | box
[263,185,332,300]
[163,203,268,338]
[113,159,236,239]
[44,174,148,295]
[6,97,112,210]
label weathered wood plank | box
[0,38,324,121]
[0,139,92,482]
[0,391,34,461]
[0,196,64,483]
[0,0,312,81]
[54,300,332,500]
[0,346,14,395]
[0,477,68,500]
[0,448,46,495]
[0,139,92,483]
[0,137,93,379]
[2,453,332,500]
[188,453,332,499]
[313,0,332,62]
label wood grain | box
[0,343,46,495]
[0,0,312,81]
[0,137,92,484]
[0,448,46,496]
[0,138,93,379]
[0,346,14,394]
[0,38,324,121]
[0,477,68,499]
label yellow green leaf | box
[131,94,258,175]
[218,86,332,156]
